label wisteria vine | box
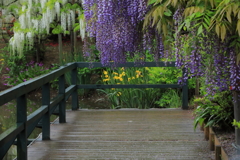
[82,0,165,66]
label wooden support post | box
[42,83,50,140]
[182,68,188,110]
[17,94,27,160]
[215,145,221,160]
[71,68,79,110]
[59,74,66,123]
[233,91,240,154]
[204,125,209,141]
[210,133,215,151]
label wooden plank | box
[204,125,209,140]
[71,68,79,110]
[58,75,66,123]
[26,105,48,127]
[0,138,16,160]
[210,133,215,151]
[26,105,48,137]
[17,94,27,159]
[49,94,64,109]
[65,85,76,101]
[28,109,211,159]
[42,83,50,140]
[215,145,221,160]
[0,124,24,147]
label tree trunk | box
[74,31,77,52]
[195,78,199,96]
[70,0,76,56]
[36,43,40,62]
[70,30,74,55]
[58,33,63,64]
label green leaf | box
[197,25,203,35]
[52,25,63,34]
[164,10,172,17]
[237,53,240,65]
[148,0,156,5]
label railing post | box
[71,67,79,110]
[17,94,27,160]
[233,91,240,154]
[42,83,50,140]
[59,74,66,123]
[182,68,188,110]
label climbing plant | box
[6,0,85,58]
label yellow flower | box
[128,78,131,81]
[136,75,139,78]
[136,70,141,75]
[105,75,109,78]
[113,72,118,75]
[111,88,115,90]
[103,70,108,75]
[113,76,119,79]
[117,83,120,84]
[0,59,4,61]
[132,77,135,79]
[121,72,126,76]
[119,78,123,81]
[121,67,125,70]
[103,79,109,82]
[117,92,121,96]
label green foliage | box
[180,10,214,35]
[100,67,167,109]
[155,89,181,108]
[97,89,121,109]
[3,57,59,87]
[147,67,180,84]
[232,119,240,129]
[146,66,195,88]
[193,91,234,131]
[61,50,101,96]
[51,24,64,34]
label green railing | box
[0,62,188,160]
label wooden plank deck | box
[28,109,211,160]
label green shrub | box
[193,91,234,130]
[155,89,181,108]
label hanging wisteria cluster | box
[174,25,240,94]
[82,0,165,66]
[171,4,240,94]
[9,0,84,57]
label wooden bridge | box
[0,62,211,160]
[28,109,210,159]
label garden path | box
[28,108,212,159]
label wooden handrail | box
[0,61,188,160]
